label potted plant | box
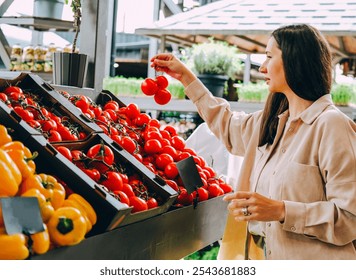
[33,0,65,19]
[182,38,243,98]
[52,0,88,88]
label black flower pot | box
[198,74,228,98]
[52,52,88,88]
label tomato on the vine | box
[87,143,115,165]
[155,75,169,89]
[13,106,34,122]
[164,162,179,179]
[56,146,73,161]
[3,85,23,95]
[119,136,137,154]
[125,103,140,120]
[82,168,101,182]
[154,89,171,105]
[101,171,123,192]
[141,78,158,96]
[144,139,162,154]
[114,190,130,206]
[147,197,158,209]
[129,196,148,213]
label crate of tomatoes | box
[0,73,102,143]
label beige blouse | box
[185,79,356,260]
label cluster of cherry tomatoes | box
[63,91,233,207]
[55,141,159,213]
[0,85,88,142]
[140,75,172,105]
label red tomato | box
[129,196,148,213]
[147,118,161,129]
[154,89,171,105]
[56,146,73,161]
[87,143,115,165]
[13,106,34,122]
[155,75,169,89]
[113,190,130,206]
[3,85,23,95]
[121,183,135,197]
[161,145,178,160]
[165,179,179,192]
[40,119,57,132]
[125,103,140,120]
[70,95,90,113]
[147,197,158,209]
[164,125,178,137]
[101,171,123,192]
[208,183,224,198]
[144,139,162,154]
[134,113,151,127]
[103,100,120,111]
[0,93,8,102]
[155,153,174,170]
[81,168,101,182]
[176,187,193,206]
[171,135,186,151]
[164,162,179,179]
[192,187,209,202]
[47,130,62,142]
[141,78,158,96]
[119,136,137,154]
[219,182,233,194]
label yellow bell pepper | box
[19,173,65,210]
[0,125,12,147]
[1,141,38,180]
[0,149,22,197]
[47,206,87,246]
[21,188,54,223]
[29,224,50,255]
[62,199,92,233]
[0,227,29,260]
[67,193,97,226]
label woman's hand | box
[223,191,285,222]
[150,53,197,87]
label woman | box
[150,24,356,260]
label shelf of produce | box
[32,196,229,260]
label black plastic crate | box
[50,133,178,227]
[0,73,103,142]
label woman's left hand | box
[223,191,285,222]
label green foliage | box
[182,38,243,80]
[331,83,355,106]
[237,82,269,102]
[102,76,185,99]
[184,244,220,260]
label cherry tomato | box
[129,196,148,213]
[144,139,162,154]
[164,125,178,137]
[122,183,135,197]
[114,190,130,206]
[154,89,171,105]
[103,100,120,111]
[147,197,158,209]
[119,136,137,154]
[161,145,178,160]
[141,78,158,96]
[219,182,233,194]
[70,95,90,113]
[0,93,8,102]
[134,113,151,127]
[208,183,224,198]
[165,179,179,192]
[125,103,140,120]
[40,119,58,132]
[164,162,179,179]
[101,171,123,192]
[171,135,186,151]
[155,75,169,89]
[155,153,174,170]
[13,106,34,122]
[3,85,23,95]
[56,146,73,161]
[87,143,115,165]
[192,187,209,202]
[81,168,101,182]
[176,187,193,206]
[48,130,62,142]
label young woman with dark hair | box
[150,24,356,260]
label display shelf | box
[32,196,229,260]
[0,16,74,32]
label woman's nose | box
[259,63,267,73]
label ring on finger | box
[242,206,251,216]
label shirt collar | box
[278,94,334,125]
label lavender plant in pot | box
[52,0,88,87]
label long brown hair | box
[259,24,333,146]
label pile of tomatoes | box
[55,141,159,213]
[62,91,233,207]
[140,75,171,105]
[0,85,88,142]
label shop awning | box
[135,0,356,63]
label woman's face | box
[259,37,289,93]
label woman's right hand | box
[150,53,197,87]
